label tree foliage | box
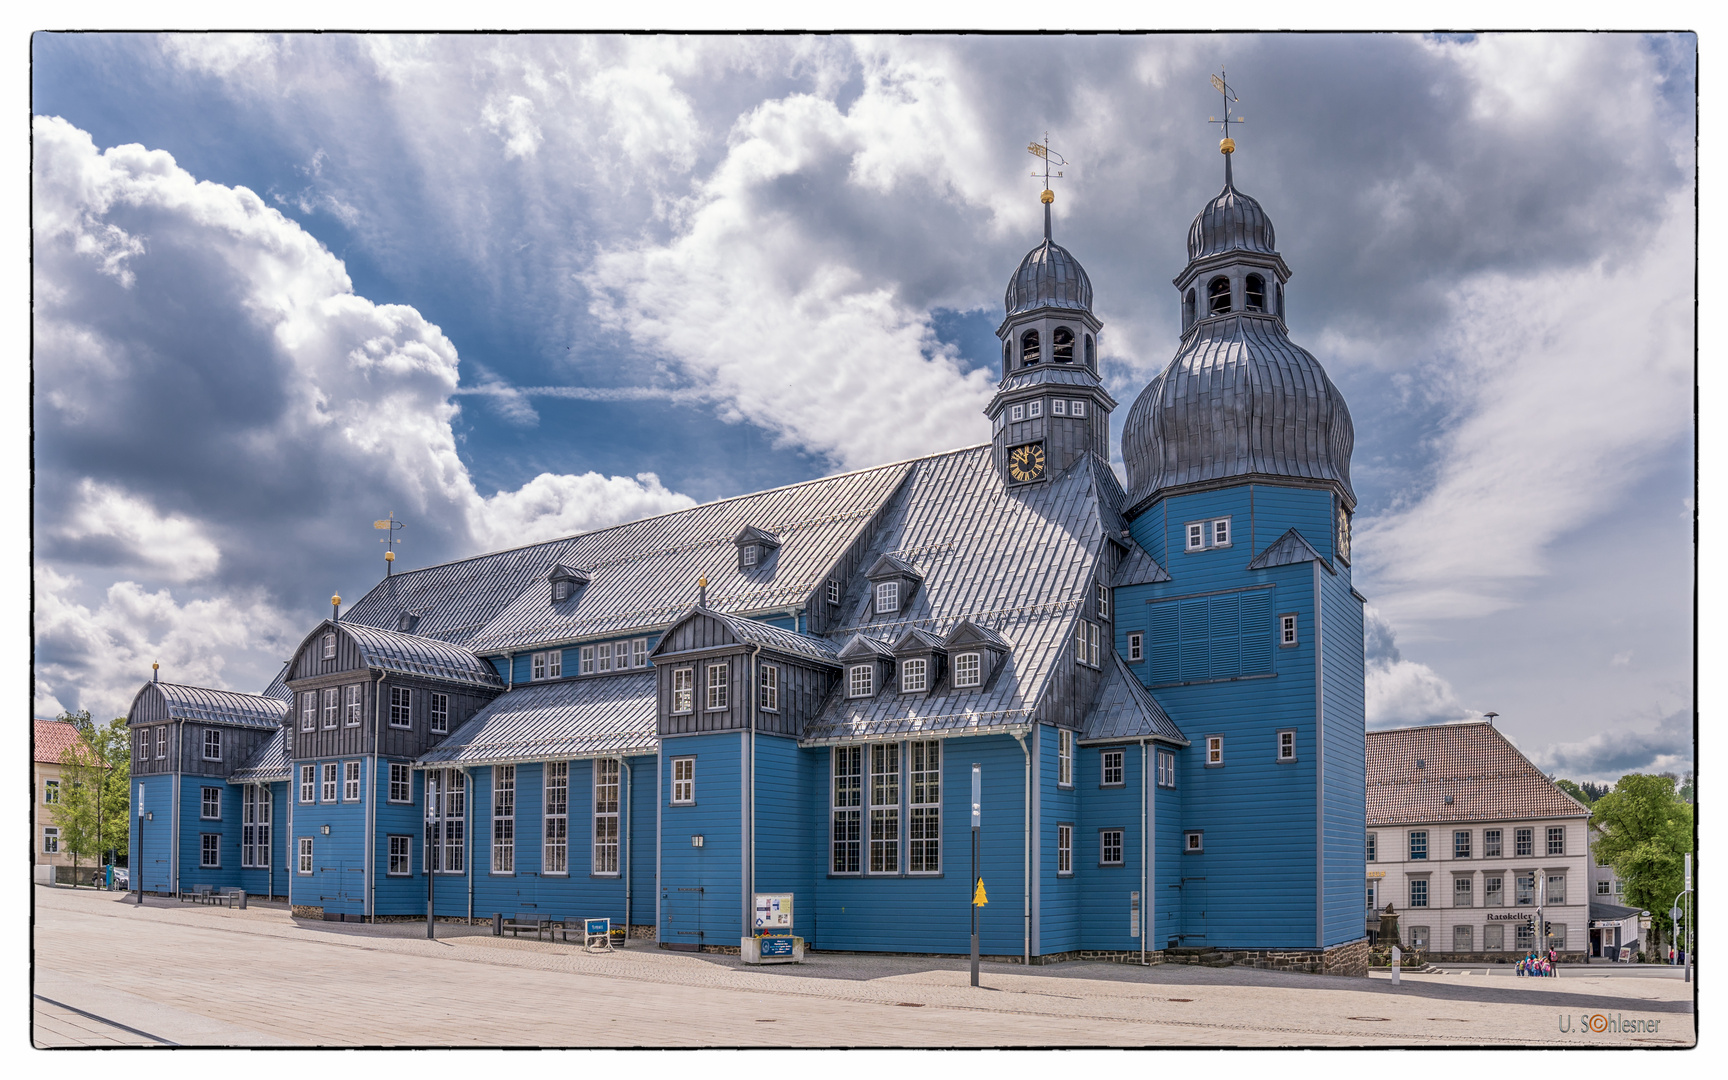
[1555,778,1592,805]
[49,712,131,871]
[1590,773,1694,943]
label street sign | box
[1671,906,1682,921]
[971,764,981,828]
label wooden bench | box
[498,912,542,938]
[179,883,215,903]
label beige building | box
[1366,722,1591,960]
[33,719,88,873]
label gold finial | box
[698,575,708,589]
[1220,137,1235,155]
[385,550,395,563]
[1040,189,1055,204]
[331,593,342,607]
[152,661,159,671]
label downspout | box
[622,759,632,940]
[287,760,295,908]
[1141,741,1149,965]
[462,765,473,923]
[1012,729,1031,966]
[368,669,385,920]
[1313,560,1326,949]
[655,744,663,945]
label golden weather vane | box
[374,512,405,576]
[1208,69,1246,153]
[1027,133,1070,238]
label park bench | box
[497,912,543,938]
[179,883,214,904]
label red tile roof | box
[34,719,94,765]
[1365,721,1589,826]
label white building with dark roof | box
[1366,722,1592,960]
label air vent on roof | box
[1415,759,1425,769]
[1444,794,1454,804]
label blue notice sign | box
[586,918,610,936]
[759,935,795,957]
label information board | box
[754,893,794,932]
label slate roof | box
[364,457,916,656]
[333,622,505,689]
[1079,652,1187,745]
[34,719,90,765]
[259,664,293,702]
[704,608,840,663]
[228,728,290,783]
[1187,164,1278,262]
[803,447,1110,744]
[1004,238,1093,317]
[1246,527,1333,574]
[1112,540,1171,586]
[418,673,659,766]
[1365,722,1591,826]
[140,682,290,730]
[1589,900,1643,923]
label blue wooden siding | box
[752,734,819,942]
[659,732,745,946]
[177,779,244,892]
[1321,569,1368,945]
[132,774,176,893]
[235,781,289,897]
[1154,777,1184,948]
[1076,743,1145,952]
[289,759,371,916]
[1039,725,1081,955]
[372,761,426,915]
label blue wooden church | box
[127,141,1368,973]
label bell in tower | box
[987,139,1115,487]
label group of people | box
[1515,950,1558,977]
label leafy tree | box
[1555,778,1594,806]
[1677,771,1694,804]
[49,714,131,883]
[1590,773,1695,951]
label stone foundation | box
[291,904,323,919]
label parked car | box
[111,867,129,889]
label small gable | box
[1112,539,1170,586]
[547,563,591,603]
[733,525,781,572]
[1246,527,1334,574]
[864,552,924,616]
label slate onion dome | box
[1004,219,1094,318]
[1121,140,1355,519]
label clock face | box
[1008,441,1046,483]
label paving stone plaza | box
[31,886,1693,1048]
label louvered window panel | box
[1178,600,1210,681]
[1150,589,1275,684]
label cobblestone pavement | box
[32,887,1694,1048]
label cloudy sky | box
[30,32,1694,782]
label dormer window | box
[733,525,780,572]
[322,633,336,660]
[742,545,758,567]
[847,663,875,698]
[552,580,571,602]
[547,564,589,605]
[901,657,928,693]
[952,652,982,688]
[396,611,420,633]
[1020,329,1041,365]
[1207,275,1232,315]
[1052,326,1074,362]
[875,581,899,614]
[1245,274,1266,312]
[827,579,841,606]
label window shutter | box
[1178,600,1210,682]
[1147,603,1179,684]
[1207,594,1240,679]
[1238,590,1273,674]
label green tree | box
[49,713,131,885]
[1555,778,1594,806]
[1590,773,1695,951]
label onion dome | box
[1122,318,1355,514]
[1004,239,1094,316]
[1187,158,1277,262]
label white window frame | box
[847,663,874,699]
[901,656,928,693]
[301,693,317,731]
[298,837,313,875]
[430,692,449,734]
[344,683,362,726]
[322,687,339,729]
[875,580,900,615]
[1186,522,1205,551]
[1206,735,1224,767]
[242,784,270,869]
[203,729,223,761]
[1057,728,1074,787]
[1101,748,1125,787]
[299,765,315,804]
[343,760,361,802]
[632,639,648,668]
[1070,399,1086,418]
[1409,830,1429,860]
[1127,631,1143,663]
[1096,581,1110,620]
[1185,516,1233,552]
[532,652,547,681]
[597,642,612,673]
[492,764,515,874]
[1276,729,1297,762]
[1156,749,1177,789]
[389,762,411,803]
[671,757,696,805]
[321,762,338,803]
[831,746,861,874]
[868,742,900,874]
[42,826,59,853]
[1212,517,1230,547]
[433,770,465,874]
[1051,398,1066,416]
[827,579,841,606]
[156,726,166,759]
[742,544,758,567]
[387,835,412,876]
[552,579,571,602]
[1009,403,1024,422]
[544,761,569,874]
[1100,828,1124,867]
[1280,613,1298,647]
[672,668,694,714]
[759,664,779,711]
[322,633,336,660]
[1089,621,1100,666]
[1409,878,1429,908]
[1455,875,1474,908]
[908,740,940,874]
[580,646,595,675]
[952,652,982,688]
[201,785,221,820]
[1056,822,1073,875]
[44,779,59,805]
[389,686,411,728]
[705,663,729,710]
[201,833,220,869]
[1028,399,1043,419]
[593,759,620,876]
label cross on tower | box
[1208,69,1246,152]
[1027,132,1069,240]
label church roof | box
[228,728,290,784]
[420,672,659,766]
[1112,540,1171,587]
[1080,652,1187,745]
[1004,238,1093,317]
[1245,527,1334,574]
[130,681,290,730]
[302,621,505,690]
[1365,722,1592,826]
[1188,168,1278,262]
[1122,314,1356,514]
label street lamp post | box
[135,786,145,906]
[970,763,981,988]
[425,780,437,940]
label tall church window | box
[1207,276,1232,315]
[1245,274,1266,312]
[593,759,620,875]
[869,743,900,873]
[543,761,568,874]
[1020,329,1041,365]
[831,746,862,873]
[1052,326,1074,362]
[492,764,514,874]
[908,740,940,873]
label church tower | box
[987,179,1116,487]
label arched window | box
[1277,283,1285,319]
[1084,334,1096,369]
[1021,329,1041,365]
[1207,276,1232,316]
[1244,274,1266,313]
[1053,326,1074,362]
[1002,340,1012,375]
[1184,289,1196,329]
